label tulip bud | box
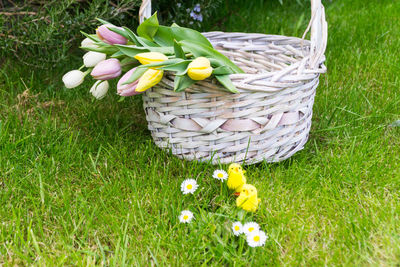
[187,57,213,80]
[62,70,85,88]
[134,52,168,65]
[81,38,98,49]
[83,51,106,67]
[96,24,127,45]
[90,80,109,99]
[117,68,141,96]
[91,58,122,80]
[136,69,164,92]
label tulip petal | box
[134,52,168,65]
[136,69,164,92]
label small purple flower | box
[197,14,203,22]
[194,4,201,12]
[190,11,196,19]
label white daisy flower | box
[180,179,199,194]
[179,210,194,223]
[243,222,260,236]
[212,169,228,181]
[232,221,243,236]
[246,230,268,247]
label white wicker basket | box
[139,0,327,164]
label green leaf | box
[80,31,101,43]
[153,26,174,46]
[121,26,160,47]
[121,27,142,46]
[213,66,235,75]
[122,67,148,85]
[152,25,212,49]
[137,36,160,47]
[171,26,213,48]
[137,58,183,69]
[179,40,244,74]
[171,22,180,27]
[110,50,126,58]
[80,45,118,54]
[137,12,159,41]
[160,61,190,75]
[115,45,174,57]
[174,75,196,92]
[120,57,139,67]
[106,26,131,41]
[115,45,150,57]
[173,40,186,59]
[215,75,239,93]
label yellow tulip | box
[187,57,213,80]
[134,52,168,65]
[136,69,164,92]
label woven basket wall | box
[139,0,327,164]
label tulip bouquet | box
[62,12,244,99]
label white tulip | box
[62,70,85,88]
[83,51,106,67]
[81,37,98,49]
[90,80,109,99]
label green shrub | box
[0,0,222,68]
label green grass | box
[1,0,400,265]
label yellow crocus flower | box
[134,52,168,65]
[136,69,164,92]
[187,57,213,80]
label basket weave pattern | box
[140,0,327,164]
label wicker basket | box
[139,0,327,164]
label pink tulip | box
[91,58,122,80]
[117,68,142,96]
[96,24,127,45]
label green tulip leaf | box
[173,40,186,59]
[121,27,142,46]
[171,26,212,48]
[153,26,174,46]
[80,45,118,54]
[215,75,239,93]
[110,50,126,58]
[179,40,244,74]
[120,57,139,66]
[137,36,160,47]
[122,67,148,85]
[80,31,102,43]
[213,66,235,75]
[174,75,196,92]
[152,25,212,48]
[106,26,131,41]
[160,61,190,75]
[137,12,159,41]
[115,45,150,57]
[137,58,184,69]
[123,26,160,47]
[115,44,174,57]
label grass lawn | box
[1,0,400,265]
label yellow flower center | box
[234,226,240,231]
[183,215,189,220]
[249,227,254,232]
[253,236,260,242]
[218,173,223,178]
[187,184,193,190]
